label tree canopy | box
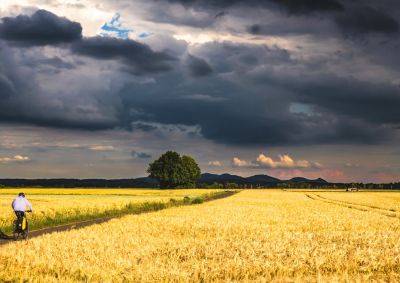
[147,151,201,188]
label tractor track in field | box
[306,193,399,219]
[0,190,239,246]
[306,193,369,212]
[314,194,398,214]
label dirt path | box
[0,217,113,244]
[0,190,238,246]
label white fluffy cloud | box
[208,160,222,167]
[257,154,310,169]
[232,154,322,169]
[232,157,250,167]
[0,155,30,163]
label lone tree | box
[147,151,201,188]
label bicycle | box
[13,210,32,240]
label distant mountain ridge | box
[0,174,327,188]
[199,173,328,186]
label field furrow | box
[307,193,400,219]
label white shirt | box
[12,196,33,212]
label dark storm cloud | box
[269,0,343,14]
[163,0,399,40]
[116,76,392,146]
[1,6,399,147]
[247,19,334,37]
[0,9,82,46]
[335,6,399,35]
[0,9,176,74]
[111,40,396,146]
[0,46,30,101]
[117,84,301,145]
[1,114,117,131]
[3,26,397,146]
[215,11,227,19]
[0,79,14,100]
[71,36,176,75]
[185,55,213,77]
[291,77,400,125]
[248,24,262,35]
[0,10,178,131]
[248,64,400,130]
[131,123,158,132]
[0,43,118,131]
[148,0,344,28]
[0,64,17,100]
[164,0,343,13]
[247,3,399,38]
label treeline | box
[201,182,400,190]
[0,178,159,188]
[276,182,400,190]
[0,179,399,190]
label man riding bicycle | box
[12,192,33,223]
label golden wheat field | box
[0,189,220,232]
[1,190,400,282]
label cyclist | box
[12,192,33,226]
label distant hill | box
[246,174,281,184]
[200,173,248,184]
[199,173,326,186]
[288,177,328,184]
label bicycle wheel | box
[22,219,29,240]
[12,220,19,240]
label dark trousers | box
[14,211,25,218]
[14,211,25,227]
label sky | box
[0,0,399,183]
